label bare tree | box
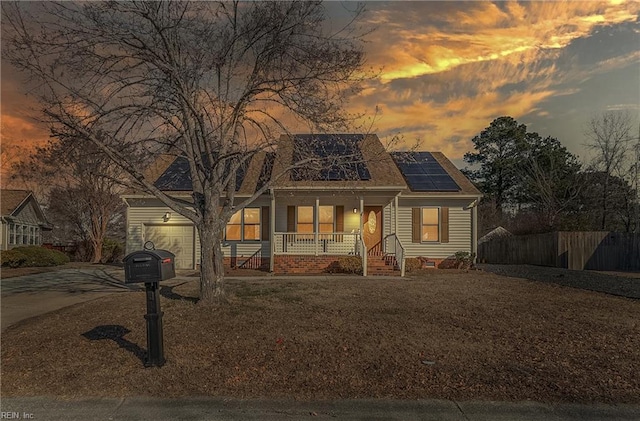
[584,111,635,230]
[521,135,582,231]
[12,132,126,263]
[2,1,368,303]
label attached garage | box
[144,224,195,269]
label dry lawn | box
[2,270,639,403]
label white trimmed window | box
[225,208,261,241]
[319,206,334,234]
[421,208,440,242]
[411,207,449,244]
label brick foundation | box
[223,256,270,271]
[273,255,344,275]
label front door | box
[363,206,382,255]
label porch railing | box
[384,233,406,277]
[358,235,367,276]
[274,232,361,256]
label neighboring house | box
[123,134,482,275]
[0,189,52,250]
[478,226,513,245]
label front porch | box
[270,232,405,276]
[265,191,406,276]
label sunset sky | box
[1,1,639,185]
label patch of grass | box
[2,272,640,403]
[233,285,286,298]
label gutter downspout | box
[470,199,479,263]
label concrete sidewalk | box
[1,397,639,421]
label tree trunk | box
[198,223,227,305]
[91,239,103,263]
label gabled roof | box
[1,189,34,216]
[1,189,50,227]
[144,134,481,197]
[479,226,512,244]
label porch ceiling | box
[273,190,403,200]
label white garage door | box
[144,225,195,269]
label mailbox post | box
[144,281,164,367]
[123,249,176,367]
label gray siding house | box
[0,190,51,250]
[123,134,482,275]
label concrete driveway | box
[1,266,139,331]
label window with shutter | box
[421,208,439,242]
[225,207,261,241]
[413,207,449,243]
[441,207,449,243]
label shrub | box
[404,258,422,272]
[0,246,69,268]
[1,249,27,268]
[335,256,362,274]
[102,238,125,263]
[453,251,475,270]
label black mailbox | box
[123,250,176,283]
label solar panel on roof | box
[390,152,460,192]
[256,152,275,192]
[154,155,249,191]
[291,135,371,181]
[154,157,192,191]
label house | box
[123,134,482,275]
[0,189,52,250]
[478,226,512,245]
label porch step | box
[366,254,399,276]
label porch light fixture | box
[163,212,171,222]
[352,208,358,214]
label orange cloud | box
[367,1,639,82]
[1,0,637,184]
[343,1,639,160]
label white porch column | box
[314,197,319,256]
[359,197,364,235]
[270,189,275,272]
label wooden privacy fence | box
[478,231,640,271]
